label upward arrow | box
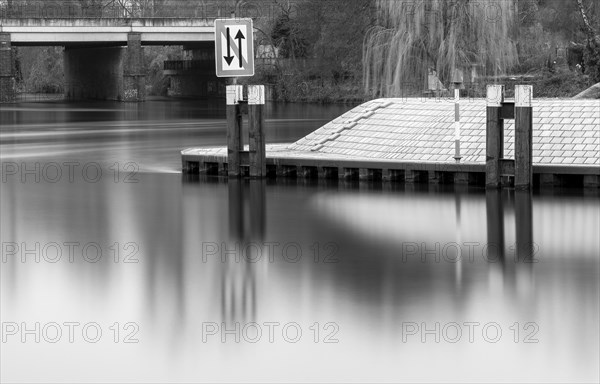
[224,27,234,66]
[235,30,245,68]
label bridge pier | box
[0,33,16,103]
[123,33,145,102]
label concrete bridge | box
[0,18,218,102]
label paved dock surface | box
[182,98,600,186]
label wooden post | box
[226,84,243,177]
[515,85,533,189]
[248,85,266,177]
[486,85,505,189]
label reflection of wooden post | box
[486,85,504,188]
[223,179,264,323]
[515,190,534,263]
[249,179,266,240]
[228,179,244,239]
[515,85,533,189]
[248,85,266,177]
[486,189,505,263]
[226,84,243,177]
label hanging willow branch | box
[363,0,519,97]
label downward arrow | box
[224,27,234,65]
[235,30,245,68]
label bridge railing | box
[0,0,281,19]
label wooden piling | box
[226,84,243,177]
[584,175,600,188]
[486,85,504,189]
[515,85,533,189]
[539,173,556,187]
[248,85,266,178]
[454,172,470,185]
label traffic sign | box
[215,18,254,77]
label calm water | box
[1,98,599,383]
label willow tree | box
[363,0,519,97]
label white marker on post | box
[454,88,461,162]
[247,85,265,105]
[515,85,533,107]
[226,84,243,105]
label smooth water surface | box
[1,98,598,383]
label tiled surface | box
[288,98,600,166]
[183,98,599,168]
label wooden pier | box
[182,91,600,189]
[182,144,599,188]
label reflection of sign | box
[215,18,254,77]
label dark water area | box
[0,99,598,383]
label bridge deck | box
[0,18,214,45]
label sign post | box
[215,18,265,178]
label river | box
[1,98,598,383]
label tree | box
[575,0,600,82]
[363,0,519,97]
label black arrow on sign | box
[235,30,245,68]
[224,27,234,66]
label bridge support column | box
[0,33,16,103]
[123,33,145,102]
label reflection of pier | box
[486,190,534,264]
[221,179,265,323]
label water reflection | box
[221,179,265,323]
[1,175,598,382]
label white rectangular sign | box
[215,18,254,77]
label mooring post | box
[485,85,505,189]
[248,85,266,178]
[514,85,533,189]
[226,84,243,177]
